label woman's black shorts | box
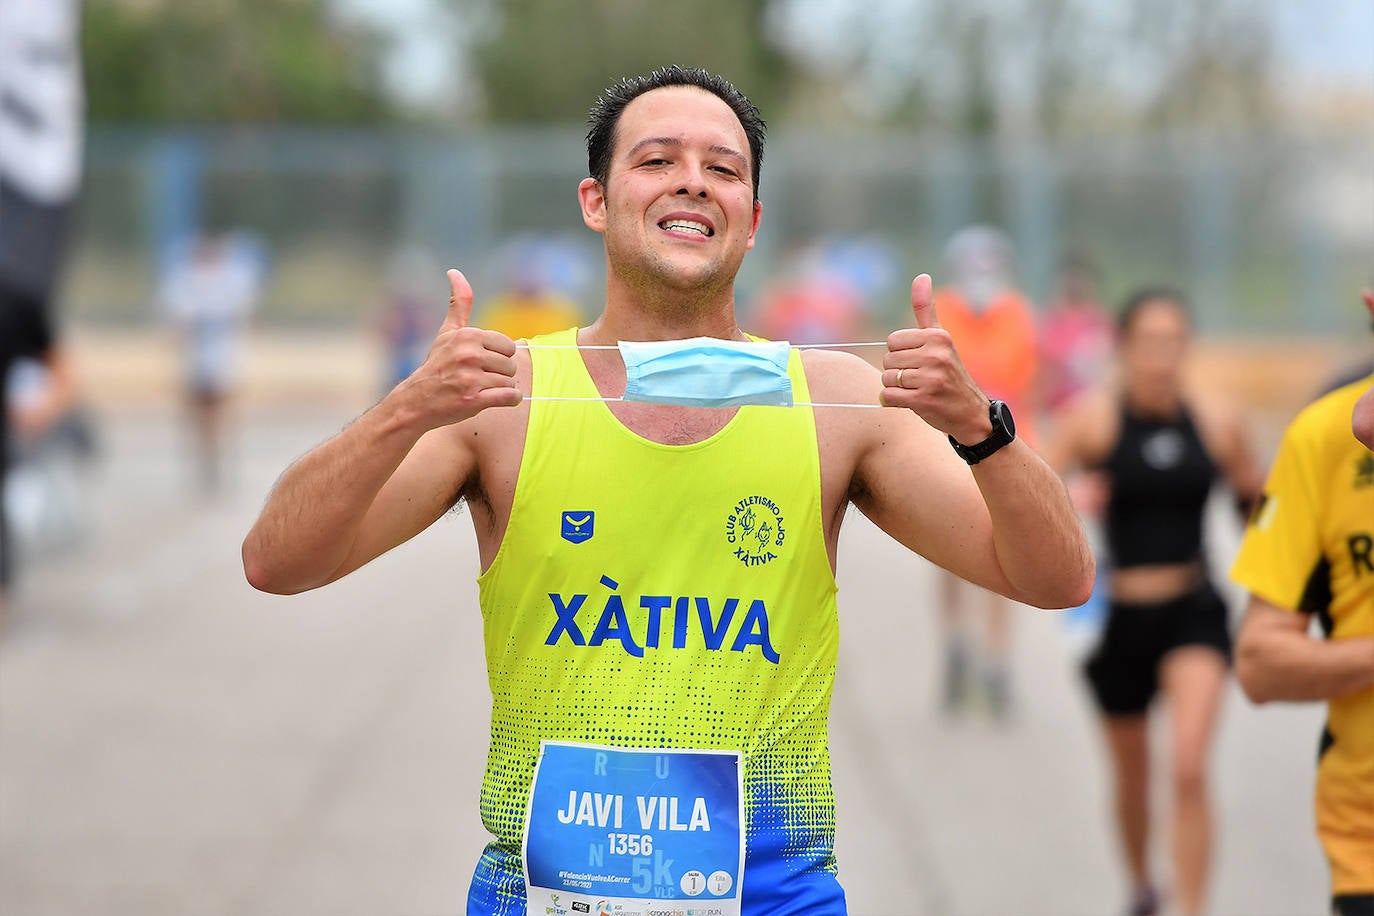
[1083,581,1231,716]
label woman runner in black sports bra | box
[1046,288,1263,916]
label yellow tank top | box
[471,327,842,904]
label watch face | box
[992,400,1015,438]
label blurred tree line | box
[83,0,393,122]
[84,0,1278,135]
[464,0,795,123]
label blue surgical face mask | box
[619,337,793,408]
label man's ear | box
[745,199,762,250]
[578,178,606,233]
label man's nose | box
[675,163,709,198]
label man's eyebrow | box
[708,144,747,164]
[624,137,747,165]
[625,137,682,158]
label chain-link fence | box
[67,125,1372,336]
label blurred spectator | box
[376,246,441,393]
[6,356,94,563]
[934,225,1041,441]
[1040,251,1115,415]
[1230,288,1374,916]
[478,276,581,341]
[751,241,868,345]
[1048,288,1262,916]
[476,236,585,340]
[931,225,1040,720]
[0,0,84,618]
[158,230,265,495]
[1,322,77,616]
[1039,252,1117,652]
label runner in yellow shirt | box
[1232,293,1374,916]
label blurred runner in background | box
[1047,288,1262,916]
[931,225,1040,719]
[0,0,84,621]
[751,241,868,345]
[1040,250,1115,416]
[1039,252,1117,652]
[158,229,264,495]
[476,238,584,341]
[376,246,441,394]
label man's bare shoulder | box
[460,344,533,441]
[421,345,532,482]
[799,346,945,456]
[799,347,881,406]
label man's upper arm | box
[327,422,476,583]
[825,357,1011,595]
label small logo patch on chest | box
[561,511,595,544]
[725,495,786,567]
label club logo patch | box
[561,511,595,544]
[725,495,786,567]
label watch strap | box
[949,401,1015,465]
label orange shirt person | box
[930,226,1040,721]
[934,286,1039,445]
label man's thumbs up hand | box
[395,269,522,432]
[881,274,994,448]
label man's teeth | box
[662,220,711,236]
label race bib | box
[523,742,744,916]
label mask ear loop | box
[514,341,891,408]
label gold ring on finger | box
[897,368,905,388]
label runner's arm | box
[847,276,1094,609]
[1201,398,1265,519]
[1235,598,1374,703]
[853,407,1093,609]
[242,270,521,594]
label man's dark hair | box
[586,66,766,201]
[1118,286,1192,335]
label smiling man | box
[242,66,1093,915]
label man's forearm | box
[242,397,427,595]
[1238,630,1374,703]
[973,441,1095,609]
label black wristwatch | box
[949,400,1016,465]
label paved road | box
[1,402,1331,915]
